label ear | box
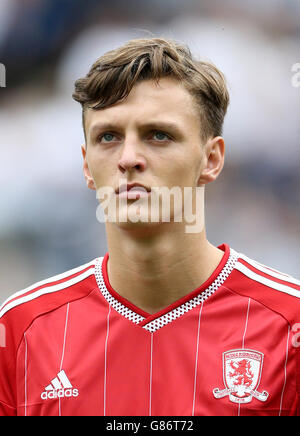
[198,136,225,185]
[81,145,96,190]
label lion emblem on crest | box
[229,358,254,387]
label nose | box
[118,138,146,174]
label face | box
[82,77,224,230]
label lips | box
[116,183,151,194]
[115,182,151,200]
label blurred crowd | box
[0,0,299,302]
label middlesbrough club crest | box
[213,349,269,404]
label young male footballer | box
[1,38,300,416]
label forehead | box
[85,78,200,134]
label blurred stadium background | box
[0,0,299,303]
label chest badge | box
[213,349,269,404]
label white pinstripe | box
[149,333,154,416]
[192,302,203,416]
[279,326,290,416]
[103,304,111,416]
[59,303,70,417]
[24,332,28,417]
[238,298,251,416]
[60,304,70,372]
[242,298,251,350]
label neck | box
[105,222,224,314]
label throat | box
[106,238,224,314]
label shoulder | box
[225,247,300,325]
[0,258,100,347]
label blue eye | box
[100,133,116,142]
[153,131,169,141]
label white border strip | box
[0,268,95,319]
[235,262,300,299]
[238,253,300,286]
[0,259,96,312]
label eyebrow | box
[141,122,183,137]
[88,121,184,139]
[89,122,119,137]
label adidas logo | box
[41,370,79,400]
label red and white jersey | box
[1,243,300,416]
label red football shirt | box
[0,244,300,416]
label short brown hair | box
[73,37,230,142]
